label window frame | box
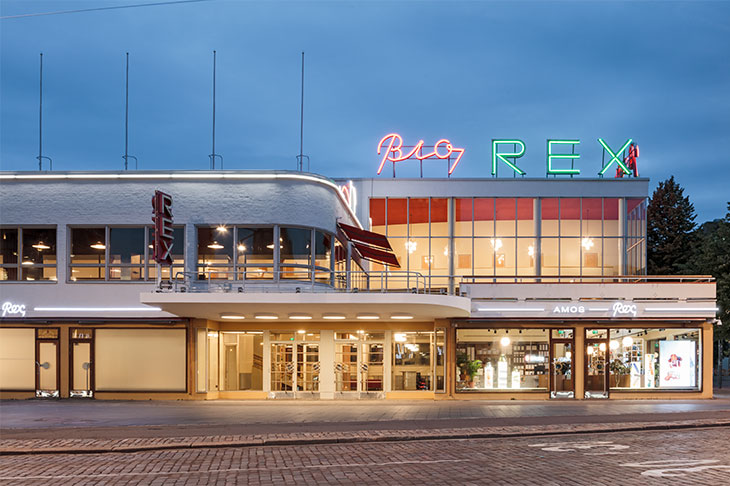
[0,226,58,283]
[68,224,185,283]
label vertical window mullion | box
[17,227,23,280]
[144,226,149,281]
[579,198,583,278]
[232,226,238,279]
[105,226,110,281]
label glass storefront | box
[609,328,700,390]
[456,329,549,391]
[392,331,434,391]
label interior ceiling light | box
[216,225,227,233]
[500,336,511,347]
[356,314,379,320]
[322,314,346,320]
[393,333,408,342]
[390,314,413,320]
[254,313,278,320]
[90,242,106,250]
[237,244,246,252]
[21,260,34,265]
[32,241,50,250]
[220,314,245,320]
[208,241,224,249]
[289,314,312,320]
[582,237,595,251]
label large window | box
[540,198,627,277]
[0,227,57,281]
[70,226,184,281]
[197,226,332,283]
[392,331,433,391]
[609,328,700,390]
[456,329,549,391]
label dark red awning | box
[352,242,400,268]
[337,223,393,251]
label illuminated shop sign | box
[338,180,357,213]
[377,133,465,176]
[378,135,639,178]
[1,301,26,318]
[550,301,638,318]
[151,190,174,265]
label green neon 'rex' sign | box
[598,138,632,176]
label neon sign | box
[151,190,174,265]
[2,302,26,318]
[547,140,580,175]
[492,140,526,176]
[378,134,639,178]
[377,133,465,176]
[338,180,357,213]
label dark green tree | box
[647,176,697,275]
[686,203,730,355]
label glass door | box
[335,341,358,392]
[36,328,59,398]
[585,329,609,398]
[271,343,294,392]
[550,340,574,398]
[70,328,94,398]
[297,343,319,392]
[360,342,384,392]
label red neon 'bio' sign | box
[377,133,465,176]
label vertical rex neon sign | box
[546,140,580,176]
[492,140,526,176]
[598,138,632,176]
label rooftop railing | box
[459,275,715,284]
[160,271,714,294]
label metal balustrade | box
[160,271,713,294]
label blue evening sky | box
[1,0,729,222]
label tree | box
[647,176,697,275]
[685,202,730,377]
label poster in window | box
[659,341,696,387]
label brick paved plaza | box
[1,394,730,484]
[1,426,729,485]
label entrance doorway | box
[585,328,609,398]
[35,328,59,398]
[550,329,574,398]
[334,332,385,396]
[70,328,94,398]
[270,332,320,397]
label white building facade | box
[0,171,717,400]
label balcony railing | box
[160,271,713,295]
[166,270,429,294]
[459,275,715,284]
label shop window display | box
[609,328,700,390]
[456,329,549,391]
[392,331,433,390]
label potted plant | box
[609,359,630,387]
[457,353,470,382]
[466,359,483,388]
